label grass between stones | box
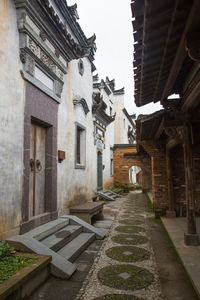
[0,255,36,283]
[115,226,145,234]
[106,246,150,262]
[118,219,144,226]
[98,264,154,291]
[94,294,144,300]
[112,234,148,245]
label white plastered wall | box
[57,57,97,213]
[0,0,25,239]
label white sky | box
[67,0,162,116]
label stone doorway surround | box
[21,83,58,233]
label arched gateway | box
[113,145,151,191]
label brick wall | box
[138,140,168,215]
[113,145,151,191]
[171,145,186,216]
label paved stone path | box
[30,191,198,300]
[76,191,163,300]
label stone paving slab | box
[161,217,200,299]
[76,193,163,300]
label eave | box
[132,0,200,107]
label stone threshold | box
[161,217,200,299]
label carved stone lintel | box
[20,48,27,64]
[29,39,39,57]
[40,50,56,73]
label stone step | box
[58,232,95,262]
[41,225,83,252]
[61,215,107,239]
[24,218,70,241]
[98,192,115,201]
[104,190,120,197]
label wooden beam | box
[138,0,147,106]
[160,0,200,104]
[154,117,165,140]
[182,78,200,111]
[153,0,180,102]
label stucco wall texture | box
[0,1,24,239]
[0,1,133,239]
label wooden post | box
[183,125,199,245]
[166,149,176,218]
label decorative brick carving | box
[28,39,39,57]
[20,48,27,64]
[40,50,56,73]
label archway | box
[129,165,141,184]
[113,145,152,191]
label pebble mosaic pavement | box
[75,191,164,300]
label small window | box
[75,123,86,169]
[78,59,84,76]
[110,106,113,116]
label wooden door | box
[29,123,46,218]
[97,151,103,190]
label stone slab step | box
[6,235,76,279]
[104,190,120,197]
[60,215,107,239]
[58,232,95,262]
[98,191,116,201]
[24,218,70,241]
[41,225,83,252]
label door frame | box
[97,150,103,190]
[21,83,58,234]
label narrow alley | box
[30,191,198,300]
[1,1,200,299]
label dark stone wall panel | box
[22,82,58,231]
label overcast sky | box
[68,0,162,116]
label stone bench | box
[69,201,104,224]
